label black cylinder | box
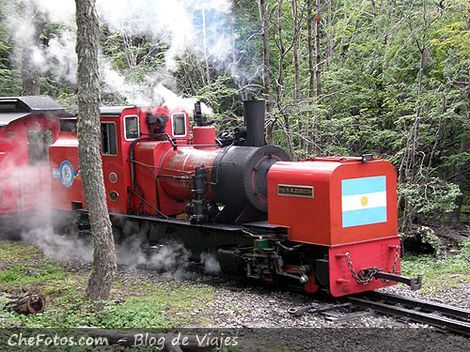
[244,100,265,147]
[212,145,290,213]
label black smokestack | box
[243,100,265,147]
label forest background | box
[0,0,468,249]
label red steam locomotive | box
[0,96,422,297]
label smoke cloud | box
[100,65,213,114]
[0,152,191,273]
[200,252,221,274]
[18,225,193,275]
[17,225,224,277]
[0,1,231,276]
[1,0,240,107]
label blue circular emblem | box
[59,160,77,188]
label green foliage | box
[282,0,469,227]
[96,297,170,329]
[0,293,175,329]
[401,241,470,293]
[0,241,44,262]
[0,3,20,95]
[399,174,462,223]
[196,75,243,122]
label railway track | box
[348,291,470,336]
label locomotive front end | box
[267,157,422,296]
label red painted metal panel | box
[192,126,216,146]
[156,145,220,215]
[48,133,83,211]
[100,114,127,213]
[328,237,400,297]
[267,158,398,246]
[132,140,169,216]
[48,105,194,216]
[0,114,60,215]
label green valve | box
[255,238,269,250]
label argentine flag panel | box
[341,176,387,228]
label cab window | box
[172,113,186,136]
[28,129,53,165]
[124,115,139,140]
[101,122,117,155]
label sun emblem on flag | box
[360,196,369,207]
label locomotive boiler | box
[155,101,290,224]
[0,96,423,297]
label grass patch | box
[401,241,470,293]
[0,263,64,288]
[0,241,214,329]
[0,280,213,329]
[0,242,71,294]
[0,292,181,329]
[0,241,44,264]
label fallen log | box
[4,294,45,314]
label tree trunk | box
[201,8,211,85]
[307,1,315,99]
[75,0,116,302]
[291,0,300,104]
[291,0,303,150]
[314,0,322,102]
[274,0,296,159]
[326,0,333,69]
[307,0,321,154]
[258,0,273,142]
[20,8,44,95]
[276,0,285,105]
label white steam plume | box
[200,252,221,274]
[19,226,192,275]
[18,226,222,276]
[1,0,239,107]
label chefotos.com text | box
[7,333,109,347]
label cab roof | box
[0,96,67,127]
[99,106,135,116]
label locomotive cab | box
[49,105,191,214]
[0,97,64,217]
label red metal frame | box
[328,237,400,297]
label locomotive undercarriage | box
[74,210,328,293]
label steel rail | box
[365,291,470,321]
[347,293,470,337]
